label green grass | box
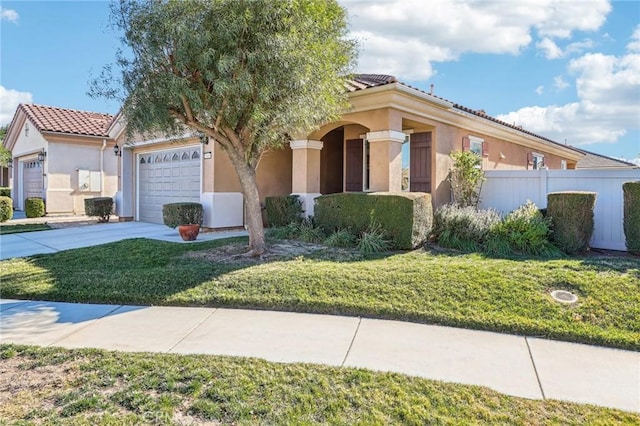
[1,238,639,350]
[0,223,52,234]
[1,344,637,425]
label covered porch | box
[289,110,437,215]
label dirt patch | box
[0,356,79,418]
[184,240,361,264]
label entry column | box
[290,139,323,216]
[366,130,405,192]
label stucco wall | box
[46,140,118,214]
[214,143,292,203]
[10,118,47,157]
[256,146,292,201]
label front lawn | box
[0,223,52,235]
[1,238,639,350]
[1,344,637,425]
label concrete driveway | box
[0,221,248,260]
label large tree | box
[92,0,356,255]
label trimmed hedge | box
[0,187,10,197]
[265,195,303,227]
[162,202,203,228]
[84,197,114,223]
[0,196,12,222]
[25,197,45,218]
[547,191,596,254]
[623,181,640,254]
[314,192,432,250]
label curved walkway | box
[1,299,638,413]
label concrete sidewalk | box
[0,221,248,260]
[1,299,638,413]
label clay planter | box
[178,224,201,241]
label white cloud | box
[0,86,33,127]
[537,38,563,59]
[0,7,19,23]
[627,25,640,52]
[342,0,611,80]
[535,85,544,95]
[553,75,570,90]
[537,37,595,59]
[631,157,640,166]
[497,47,640,145]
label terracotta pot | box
[178,224,200,241]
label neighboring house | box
[3,104,122,214]
[5,74,585,225]
[575,149,639,169]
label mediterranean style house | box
[4,74,586,225]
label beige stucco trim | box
[290,139,324,150]
[366,130,406,144]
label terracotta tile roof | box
[347,74,583,155]
[345,74,398,91]
[17,104,115,137]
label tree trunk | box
[227,150,266,256]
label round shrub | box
[84,197,114,223]
[25,197,45,218]
[0,187,10,198]
[623,181,640,255]
[162,202,203,228]
[485,200,560,257]
[0,196,13,222]
[265,195,303,227]
[547,191,596,254]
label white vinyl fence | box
[480,169,640,251]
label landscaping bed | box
[1,237,638,350]
[1,344,637,425]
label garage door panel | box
[138,147,201,224]
[22,160,44,200]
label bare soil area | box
[183,240,361,264]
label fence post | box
[539,169,548,207]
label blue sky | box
[1,0,639,163]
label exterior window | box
[470,139,483,156]
[464,135,485,169]
[401,134,410,191]
[561,160,567,170]
[532,153,545,170]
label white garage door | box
[138,146,201,224]
[22,160,44,200]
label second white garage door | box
[22,160,44,200]
[138,146,201,224]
